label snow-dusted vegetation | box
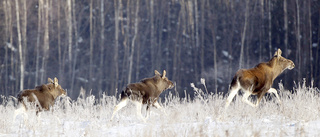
[1,80,320,136]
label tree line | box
[0,0,319,99]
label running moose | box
[111,70,174,122]
[225,49,295,108]
[17,77,67,112]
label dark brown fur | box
[225,49,295,108]
[17,77,66,111]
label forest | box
[0,0,319,99]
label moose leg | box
[146,105,151,119]
[267,88,282,104]
[111,98,129,120]
[242,91,256,107]
[13,105,28,123]
[255,92,266,107]
[133,100,146,122]
[225,86,240,108]
[153,101,167,116]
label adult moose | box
[225,49,295,108]
[16,77,67,113]
[111,70,174,122]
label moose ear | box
[155,70,161,75]
[54,77,59,87]
[162,70,166,78]
[274,48,282,58]
[48,78,53,83]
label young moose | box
[17,77,67,112]
[111,70,174,122]
[225,49,295,108]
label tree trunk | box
[8,0,15,94]
[122,0,131,86]
[191,0,199,81]
[89,0,94,90]
[3,0,9,95]
[35,0,42,86]
[316,10,320,86]
[295,0,301,80]
[200,0,205,74]
[41,0,49,84]
[15,0,24,91]
[71,0,78,95]
[22,0,27,83]
[213,28,217,94]
[58,0,62,80]
[228,0,235,79]
[67,0,72,92]
[135,37,140,82]
[239,0,249,69]
[284,0,288,85]
[150,0,155,73]
[113,0,120,95]
[308,0,313,81]
[268,0,272,58]
[128,0,139,84]
[99,0,105,92]
[259,0,264,62]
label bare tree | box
[41,0,49,84]
[200,0,205,73]
[14,0,24,91]
[213,28,217,94]
[58,0,62,80]
[164,2,172,74]
[259,0,264,62]
[155,1,164,71]
[283,0,288,85]
[89,0,94,89]
[316,11,320,86]
[295,0,301,80]
[67,0,72,85]
[7,0,15,94]
[22,0,27,82]
[284,0,288,57]
[188,0,199,81]
[99,0,105,92]
[3,0,9,95]
[239,0,249,69]
[128,0,140,84]
[66,0,73,94]
[308,0,313,81]
[113,0,120,94]
[228,0,235,79]
[35,0,42,86]
[150,0,155,72]
[71,0,79,95]
[268,0,272,58]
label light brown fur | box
[225,49,295,108]
[111,70,174,122]
[17,77,66,112]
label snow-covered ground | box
[1,81,320,137]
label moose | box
[111,70,174,122]
[16,77,67,114]
[225,49,295,108]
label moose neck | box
[268,57,286,81]
[47,84,60,99]
[156,82,168,94]
[50,91,59,99]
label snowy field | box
[1,81,320,137]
